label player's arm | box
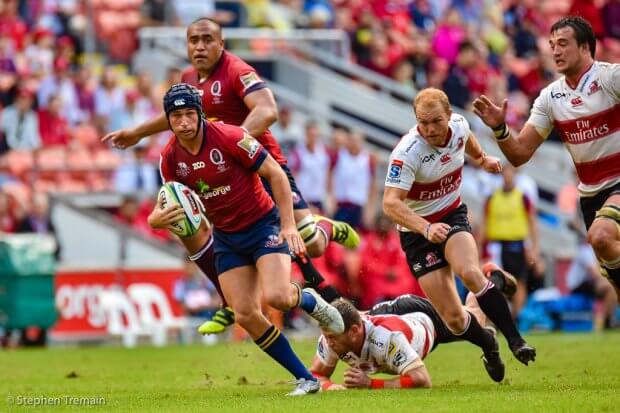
[242,88,278,138]
[309,355,345,391]
[344,364,432,390]
[472,96,546,167]
[382,187,450,243]
[257,154,306,256]
[102,111,169,149]
[464,133,501,173]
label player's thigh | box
[418,267,466,322]
[293,207,313,223]
[219,265,260,317]
[179,220,212,255]
[256,252,294,308]
[444,231,486,289]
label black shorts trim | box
[400,204,472,278]
[579,181,620,230]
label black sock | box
[453,311,495,352]
[293,255,341,302]
[476,282,523,345]
[604,266,620,288]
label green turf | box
[1,332,619,412]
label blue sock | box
[299,291,317,313]
[255,325,315,381]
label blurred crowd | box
[0,0,616,330]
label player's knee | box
[588,225,616,254]
[233,307,261,329]
[263,288,295,311]
[456,264,484,286]
[441,310,468,332]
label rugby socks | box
[298,288,318,313]
[451,311,495,351]
[255,325,315,381]
[189,237,227,307]
[293,255,342,302]
[475,281,523,345]
[316,219,333,243]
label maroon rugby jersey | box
[159,121,274,232]
[181,51,287,165]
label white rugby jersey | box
[385,113,471,230]
[527,61,620,196]
[316,312,436,375]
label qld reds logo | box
[176,162,190,177]
[211,81,221,97]
[210,148,224,165]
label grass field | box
[1,332,619,412]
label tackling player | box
[150,83,344,396]
[103,17,357,334]
[310,278,513,390]
[382,88,536,383]
[473,16,620,301]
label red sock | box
[190,237,227,307]
[316,219,333,241]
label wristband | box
[370,379,385,389]
[424,223,432,240]
[399,375,416,388]
[312,372,334,390]
[492,123,510,142]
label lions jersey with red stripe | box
[181,51,287,165]
[316,312,435,375]
[159,121,274,233]
[527,61,620,196]
[385,113,471,229]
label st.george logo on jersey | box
[158,182,205,237]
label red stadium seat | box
[1,180,31,207]
[94,149,122,171]
[73,124,100,149]
[36,147,67,172]
[3,150,35,178]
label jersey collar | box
[565,61,595,91]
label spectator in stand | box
[355,214,421,309]
[113,145,159,197]
[1,88,40,150]
[38,57,81,125]
[289,120,331,213]
[14,192,60,257]
[73,65,95,121]
[359,29,403,78]
[431,8,466,65]
[0,35,18,108]
[409,0,436,32]
[330,130,376,230]
[109,89,151,134]
[0,0,27,52]
[603,0,620,40]
[94,67,125,134]
[38,94,70,147]
[442,41,477,109]
[0,190,15,232]
[155,67,182,105]
[566,237,618,329]
[24,27,55,78]
[269,106,304,156]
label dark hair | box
[187,17,222,38]
[331,299,362,332]
[550,16,596,58]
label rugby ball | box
[158,182,204,237]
